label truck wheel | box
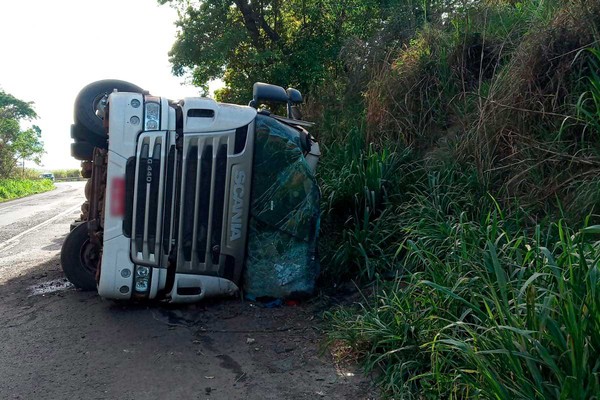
[74,79,143,142]
[61,222,98,291]
[71,123,106,149]
[71,141,95,161]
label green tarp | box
[243,114,320,299]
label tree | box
[159,0,387,103]
[159,0,480,104]
[0,90,44,178]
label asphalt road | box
[0,182,85,284]
[0,183,374,399]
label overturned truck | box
[62,80,320,303]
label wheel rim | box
[79,239,98,276]
[90,93,108,123]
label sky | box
[0,0,210,170]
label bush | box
[0,179,54,201]
[51,169,81,180]
[452,2,600,220]
[365,26,457,149]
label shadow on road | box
[40,236,66,251]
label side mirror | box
[286,88,303,119]
[286,88,302,104]
[250,82,288,108]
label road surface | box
[0,183,374,399]
[0,182,86,284]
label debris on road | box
[29,278,73,296]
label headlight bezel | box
[144,100,161,131]
[134,266,151,294]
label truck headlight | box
[134,266,150,292]
[144,102,160,131]
[135,278,149,292]
[136,266,150,278]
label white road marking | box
[0,204,81,251]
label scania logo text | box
[230,170,246,241]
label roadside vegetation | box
[317,1,600,397]
[0,89,49,201]
[164,0,600,397]
[0,178,54,202]
[51,169,81,181]
[0,89,44,177]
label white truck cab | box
[62,81,320,303]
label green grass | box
[302,1,600,397]
[0,179,55,202]
[317,113,600,398]
[576,47,600,138]
[317,129,417,282]
[325,176,600,397]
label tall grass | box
[576,47,600,138]
[0,179,54,201]
[427,222,600,399]
[326,172,600,397]
[318,128,416,281]
[312,1,600,398]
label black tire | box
[61,222,98,291]
[71,141,95,161]
[74,79,143,142]
[71,123,107,149]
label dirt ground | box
[0,254,377,400]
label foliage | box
[0,178,54,202]
[51,169,81,180]
[576,48,600,139]
[365,26,457,149]
[314,1,600,397]
[0,89,44,178]
[327,172,600,397]
[318,129,416,281]
[11,167,47,180]
[159,0,473,103]
[328,214,600,398]
[463,1,600,219]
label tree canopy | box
[160,0,469,103]
[159,0,429,103]
[0,90,44,177]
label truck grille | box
[130,124,254,285]
[130,132,168,266]
[177,135,231,277]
